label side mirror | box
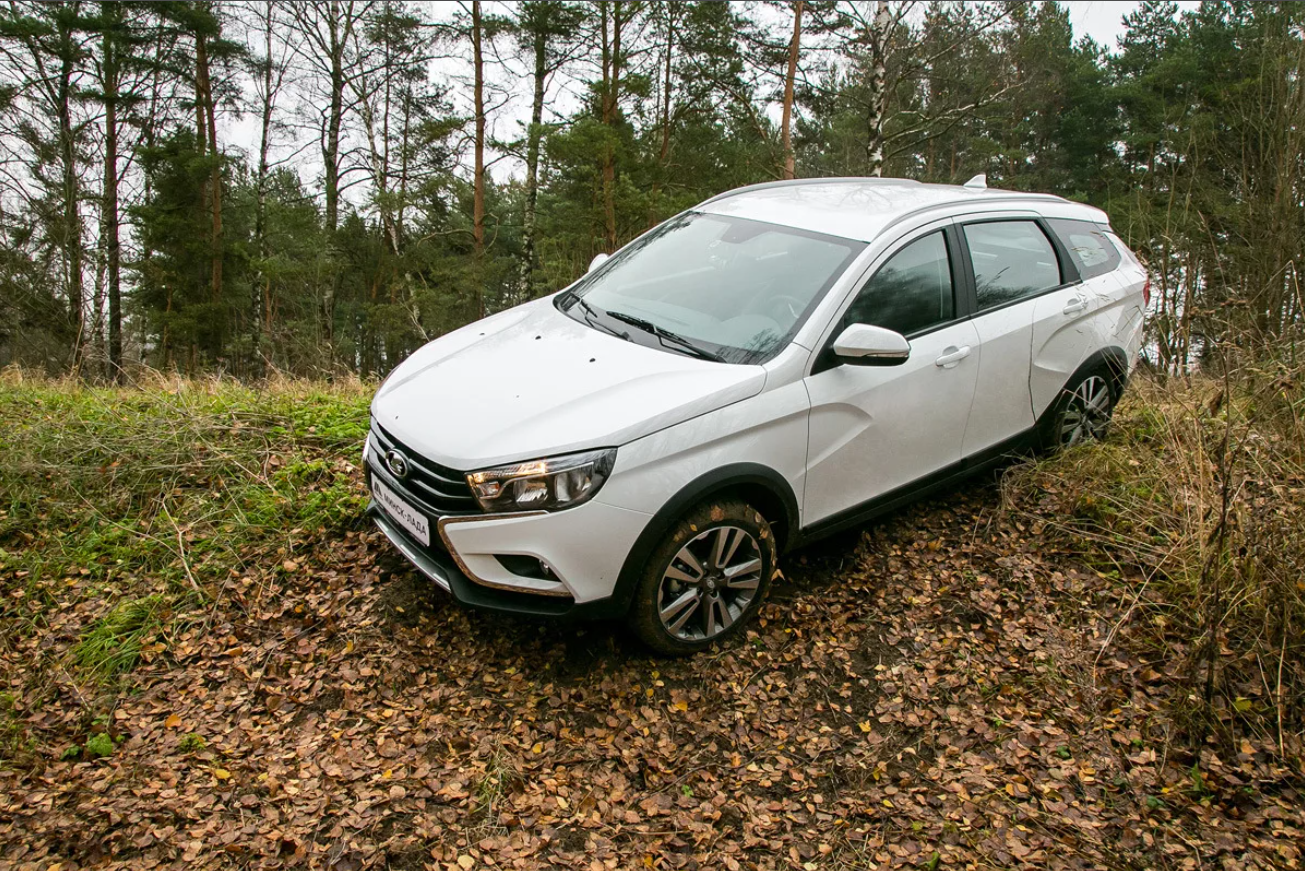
[831,323,910,366]
[587,252,610,274]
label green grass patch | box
[178,732,206,753]
[0,378,374,688]
[71,595,168,683]
[84,732,115,759]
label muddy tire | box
[628,499,777,656]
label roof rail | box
[697,176,1077,242]
[699,176,921,206]
[878,192,1069,237]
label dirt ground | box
[2,477,1302,870]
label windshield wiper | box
[564,291,629,340]
[603,310,727,363]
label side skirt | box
[794,428,1038,547]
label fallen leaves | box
[3,471,1302,869]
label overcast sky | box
[225,1,1200,191]
[1069,0,1199,49]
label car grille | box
[368,423,480,517]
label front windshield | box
[558,212,864,364]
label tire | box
[1038,364,1118,451]
[628,499,777,656]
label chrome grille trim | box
[369,422,479,513]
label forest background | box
[1,0,1300,382]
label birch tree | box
[286,0,373,349]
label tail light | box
[1142,277,1151,307]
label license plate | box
[372,476,431,546]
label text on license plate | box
[372,476,430,546]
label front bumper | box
[368,503,605,616]
[365,453,652,619]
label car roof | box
[695,177,1108,243]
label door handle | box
[1063,296,1089,315]
[934,345,971,368]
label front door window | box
[843,231,955,337]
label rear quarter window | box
[1047,218,1121,280]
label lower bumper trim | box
[367,503,628,620]
[371,505,453,593]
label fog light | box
[494,554,556,581]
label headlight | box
[466,448,616,513]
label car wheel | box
[629,499,777,656]
[1040,366,1117,451]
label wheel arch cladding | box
[1047,347,1129,417]
[1077,346,1130,399]
[609,463,800,615]
[1034,346,1130,447]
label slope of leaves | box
[1,380,1302,870]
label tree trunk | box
[140,26,164,369]
[398,88,410,248]
[780,0,804,180]
[599,1,622,251]
[866,0,891,177]
[101,1,122,380]
[471,0,486,318]
[520,22,546,301]
[54,38,85,371]
[163,286,173,369]
[252,1,276,376]
[191,29,220,309]
[322,9,344,351]
[649,2,675,226]
[324,6,343,233]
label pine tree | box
[513,0,586,299]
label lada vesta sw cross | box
[364,176,1147,654]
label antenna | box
[964,173,987,190]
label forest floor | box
[0,377,1301,870]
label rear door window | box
[962,220,1062,311]
[1047,218,1122,279]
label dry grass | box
[1005,365,1305,758]
[3,370,1302,866]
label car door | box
[803,226,980,526]
[956,217,1070,457]
[1029,219,1121,417]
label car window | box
[844,231,954,336]
[963,220,1062,310]
[1047,218,1121,280]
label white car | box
[365,177,1148,654]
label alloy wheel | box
[657,525,763,643]
[1060,374,1112,447]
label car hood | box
[371,298,766,470]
